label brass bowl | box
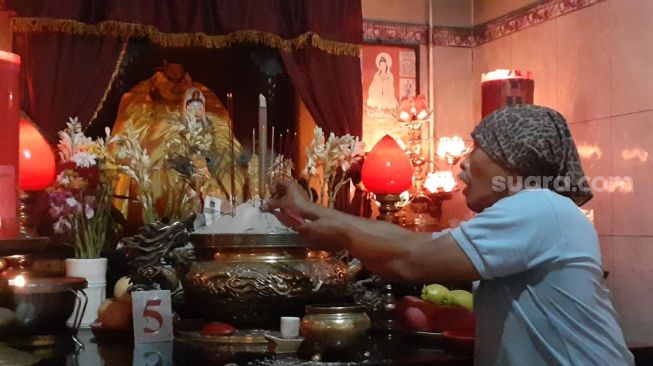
[183,233,347,328]
[298,303,371,361]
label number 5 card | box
[132,290,174,343]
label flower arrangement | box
[48,117,119,258]
[110,122,160,223]
[164,114,219,216]
[303,127,363,208]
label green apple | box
[446,289,473,311]
[421,284,450,305]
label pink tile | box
[611,111,653,236]
[606,236,653,343]
[597,235,614,276]
[433,46,475,138]
[570,119,613,235]
[433,0,472,27]
[472,36,513,123]
[610,0,653,115]
[361,0,429,24]
[556,1,610,123]
[511,20,557,110]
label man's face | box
[458,147,513,212]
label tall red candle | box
[481,69,534,118]
[0,50,21,237]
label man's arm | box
[265,181,481,284]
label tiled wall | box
[468,0,653,343]
[364,0,653,342]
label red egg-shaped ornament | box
[362,135,413,195]
[19,117,56,191]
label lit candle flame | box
[424,171,457,193]
[9,274,26,287]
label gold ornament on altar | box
[110,62,245,223]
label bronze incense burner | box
[183,233,347,328]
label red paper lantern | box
[19,117,56,191]
[362,135,413,195]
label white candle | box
[258,94,267,198]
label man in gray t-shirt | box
[264,105,633,365]
[451,189,633,365]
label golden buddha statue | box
[111,62,245,222]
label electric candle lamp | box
[362,135,413,223]
[436,136,470,165]
[424,171,457,194]
[397,95,430,122]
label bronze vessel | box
[298,303,371,362]
[183,233,347,328]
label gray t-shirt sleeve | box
[448,193,558,279]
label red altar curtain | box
[13,33,127,143]
[281,39,362,137]
[7,0,363,139]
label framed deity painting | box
[361,43,419,151]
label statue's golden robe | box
[111,66,245,221]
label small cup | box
[280,316,300,338]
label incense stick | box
[258,94,267,199]
[227,92,235,214]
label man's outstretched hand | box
[262,180,320,229]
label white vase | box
[65,258,107,328]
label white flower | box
[53,217,72,234]
[65,197,79,208]
[84,204,95,219]
[303,156,318,176]
[56,172,70,185]
[71,151,98,168]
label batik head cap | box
[471,104,592,206]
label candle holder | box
[395,95,431,192]
[18,190,35,237]
[375,194,402,224]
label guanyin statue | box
[110,62,245,222]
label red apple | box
[400,307,432,331]
[395,296,440,332]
